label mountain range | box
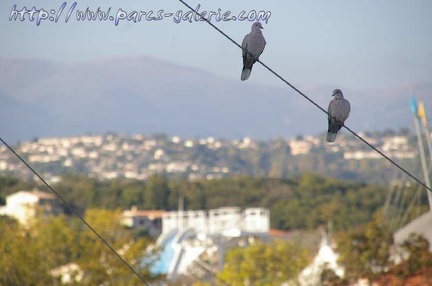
[1,56,431,143]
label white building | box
[0,189,63,225]
[153,207,270,280]
[161,206,270,236]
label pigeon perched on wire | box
[241,22,266,81]
[326,89,351,143]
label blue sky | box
[2,0,432,90]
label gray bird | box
[241,22,266,81]
[327,89,351,143]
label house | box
[122,206,164,237]
[0,189,63,225]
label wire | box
[3,2,430,281]
[178,0,432,193]
[0,137,151,286]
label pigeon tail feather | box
[241,69,251,81]
[243,57,256,70]
[326,132,337,143]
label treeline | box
[2,173,427,232]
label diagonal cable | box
[178,0,431,193]
[0,137,150,286]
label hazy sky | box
[2,0,432,90]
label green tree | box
[217,240,310,286]
[56,174,100,211]
[120,183,145,208]
[30,215,78,270]
[144,174,170,209]
[0,210,159,285]
[0,216,53,286]
[0,175,34,205]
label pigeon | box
[326,89,351,143]
[241,22,266,81]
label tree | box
[30,215,78,270]
[56,174,99,211]
[0,209,157,285]
[76,209,154,285]
[0,216,53,286]
[0,175,33,205]
[372,233,432,285]
[120,183,145,208]
[144,174,170,210]
[398,233,432,278]
[335,214,393,283]
[217,240,310,285]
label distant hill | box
[1,57,431,143]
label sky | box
[2,0,432,91]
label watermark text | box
[9,2,272,26]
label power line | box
[0,137,151,286]
[178,0,432,193]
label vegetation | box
[217,240,310,286]
[0,210,156,286]
[335,216,432,285]
[2,173,417,232]
[1,173,431,285]
[335,214,394,283]
[375,233,432,285]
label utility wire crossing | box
[178,0,432,194]
[0,138,151,286]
